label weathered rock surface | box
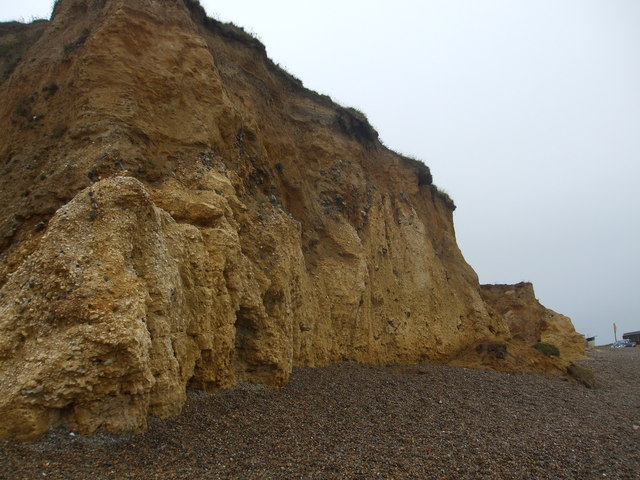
[0,0,582,440]
[447,282,585,378]
[479,282,585,361]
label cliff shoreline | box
[2,349,637,478]
[0,0,584,440]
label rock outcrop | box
[0,0,582,441]
[448,282,585,375]
[479,282,585,361]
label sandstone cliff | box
[444,283,585,378]
[479,283,586,361]
[0,0,582,441]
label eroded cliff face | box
[479,283,585,361]
[0,0,577,441]
[447,283,584,374]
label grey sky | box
[3,1,640,345]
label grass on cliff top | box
[433,185,456,211]
[183,0,266,53]
[181,0,382,144]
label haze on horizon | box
[3,0,639,345]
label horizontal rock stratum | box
[0,0,584,441]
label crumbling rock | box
[480,282,585,361]
[0,0,583,440]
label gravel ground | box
[1,348,639,480]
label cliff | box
[447,283,585,374]
[0,0,582,441]
[479,283,586,361]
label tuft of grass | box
[567,363,596,389]
[430,185,456,211]
[534,342,560,357]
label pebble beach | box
[1,348,639,479]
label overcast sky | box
[3,1,639,345]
